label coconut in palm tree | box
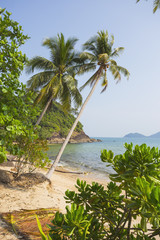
[46,30,130,179]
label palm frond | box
[153,0,160,12]
[65,35,78,52]
[25,57,56,74]
[109,59,117,65]
[73,52,96,74]
[43,37,58,50]
[110,35,115,47]
[35,91,53,109]
[109,65,121,82]
[34,74,59,105]
[64,75,83,107]
[60,75,83,111]
[27,71,54,91]
[77,63,96,75]
[72,87,83,108]
[63,75,77,91]
[101,71,108,93]
[109,60,130,80]
[80,67,102,91]
[79,75,96,92]
[59,82,71,111]
[83,36,98,54]
[65,66,76,78]
[52,83,62,99]
[79,52,96,61]
[116,66,130,80]
[111,47,124,58]
[109,64,130,82]
[35,88,51,105]
[44,74,59,95]
[136,0,160,13]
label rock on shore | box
[47,131,101,144]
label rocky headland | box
[47,131,101,144]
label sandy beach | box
[1,164,158,240]
[0,165,108,240]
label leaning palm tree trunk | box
[35,95,53,126]
[46,75,101,179]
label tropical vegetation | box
[38,143,160,239]
[38,102,83,140]
[1,5,160,240]
[26,33,83,126]
[46,30,130,179]
[0,8,49,174]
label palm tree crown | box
[80,30,130,93]
[26,33,82,122]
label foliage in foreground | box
[39,143,160,239]
[0,8,49,174]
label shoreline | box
[55,163,110,181]
[0,165,109,239]
[1,165,109,213]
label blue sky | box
[1,0,160,137]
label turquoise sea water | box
[47,137,160,179]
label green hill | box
[37,102,83,140]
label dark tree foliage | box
[0,8,49,173]
[37,102,83,139]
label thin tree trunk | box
[46,76,101,179]
[35,95,53,126]
[127,211,132,240]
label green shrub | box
[38,143,160,239]
[0,8,49,173]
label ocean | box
[47,137,160,179]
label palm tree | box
[136,0,160,13]
[26,33,82,126]
[46,30,130,179]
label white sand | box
[0,166,159,240]
[0,165,108,239]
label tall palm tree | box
[46,30,130,179]
[136,0,160,13]
[26,33,82,125]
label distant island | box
[124,132,160,138]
